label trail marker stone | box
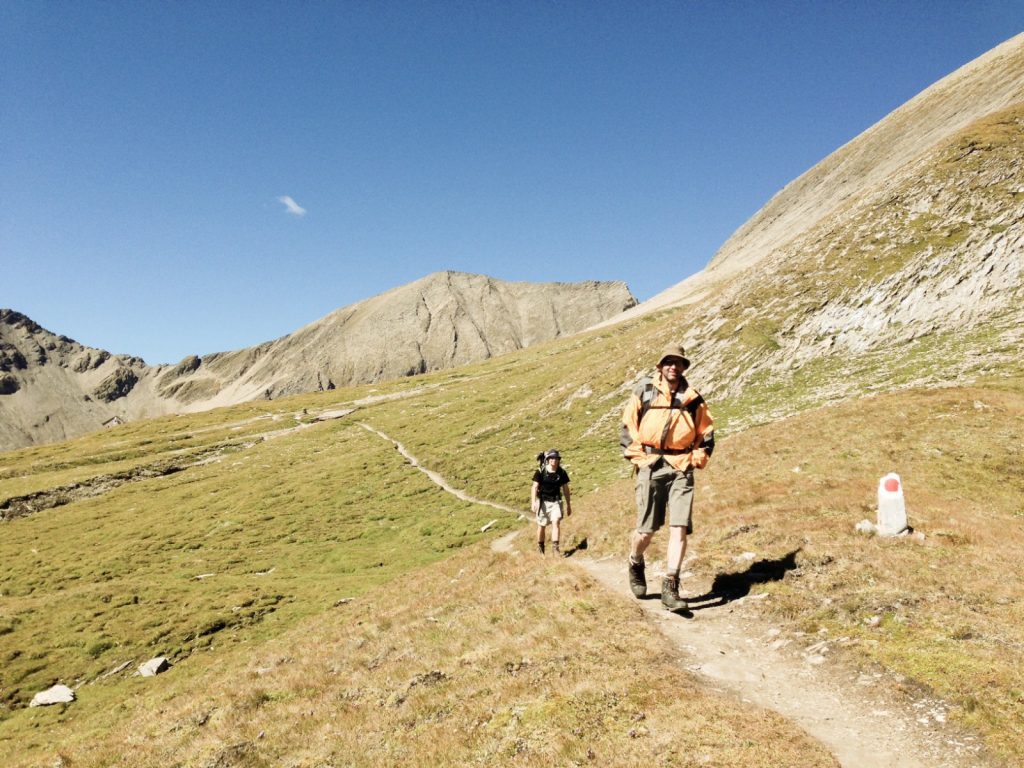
[877,472,909,536]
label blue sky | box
[2,2,1022,365]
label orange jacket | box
[621,373,714,470]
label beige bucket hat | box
[657,344,690,370]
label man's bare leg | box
[666,526,687,576]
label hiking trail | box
[365,426,984,768]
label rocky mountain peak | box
[0,274,636,450]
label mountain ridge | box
[0,271,636,450]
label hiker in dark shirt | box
[531,449,571,556]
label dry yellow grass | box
[579,383,1024,764]
[48,541,838,768]
[3,306,1021,766]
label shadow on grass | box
[686,549,802,612]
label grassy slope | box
[1,300,1022,765]
[45,540,839,768]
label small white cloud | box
[277,195,307,217]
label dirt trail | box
[368,429,984,768]
[358,423,522,516]
[576,552,981,768]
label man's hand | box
[691,448,709,469]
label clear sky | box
[3,2,1022,365]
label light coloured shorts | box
[635,462,694,534]
[536,499,563,526]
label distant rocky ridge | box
[0,272,635,450]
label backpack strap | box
[684,394,705,451]
[620,378,655,459]
[656,385,680,451]
[638,380,656,422]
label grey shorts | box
[635,462,694,534]
[536,499,563,526]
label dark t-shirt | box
[532,467,570,501]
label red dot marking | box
[884,478,900,492]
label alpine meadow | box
[2,29,1024,768]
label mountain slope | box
[611,31,1024,321]
[596,34,1024,430]
[188,271,635,405]
[0,272,635,450]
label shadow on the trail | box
[686,549,802,611]
[563,537,588,558]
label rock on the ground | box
[139,656,171,677]
[30,684,75,707]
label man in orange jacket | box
[621,344,715,611]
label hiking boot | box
[552,542,561,556]
[538,541,545,555]
[628,556,646,598]
[661,575,688,612]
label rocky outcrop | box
[92,366,139,402]
[158,355,201,391]
[0,274,635,450]
[0,374,18,395]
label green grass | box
[0,419,504,725]
[3,306,1023,764]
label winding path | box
[362,424,983,768]
[357,423,522,516]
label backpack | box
[619,377,703,458]
[534,453,566,499]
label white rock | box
[139,656,171,677]
[30,684,75,707]
[855,519,877,534]
[480,519,497,532]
